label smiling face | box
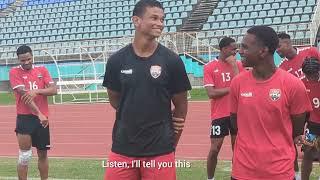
[132,6,165,39]
[239,33,263,67]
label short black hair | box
[219,37,236,50]
[16,45,32,56]
[278,33,291,40]
[302,57,320,75]
[247,26,279,54]
[132,0,164,17]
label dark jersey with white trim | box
[103,43,191,156]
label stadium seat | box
[291,15,301,23]
[301,14,310,22]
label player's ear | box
[260,46,270,58]
[132,16,140,28]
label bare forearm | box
[206,87,230,99]
[107,89,120,110]
[172,92,188,147]
[16,87,42,115]
[172,104,188,147]
[109,99,119,109]
[291,114,307,138]
[172,104,187,119]
[230,113,238,135]
[26,100,42,116]
[34,86,57,96]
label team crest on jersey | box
[150,65,162,79]
[269,89,281,101]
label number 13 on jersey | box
[221,73,231,82]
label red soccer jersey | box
[279,47,320,80]
[9,65,54,117]
[230,69,312,180]
[303,79,320,123]
[203,59,243,119]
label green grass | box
[1,158,319,179]
[0,88,209,105]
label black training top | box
[102,43,192,157]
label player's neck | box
[132,33,158,58]
[218,53,227,61]
[252,57,277,80]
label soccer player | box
[230,26,312,180]
[203,37,243,180]
[277,33,320,179]
[102,0,191,179]
[300,57,320,180]
[9,45,57,180]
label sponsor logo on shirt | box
[214,69,219,73]
[269,89,281,101]
[150,65,162,79]
[38,74,43,79]
[240,92,253,97]
[306,89,311,92]
[120,69,133,74]
[22,76,27,79]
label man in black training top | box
[102,0,191,179]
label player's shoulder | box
[298,46,315,52]
[9,65,22,73]
[157,43,181,63]
[108,44,131,62]
[297,46,318,56]
[33,65,49,72]
[204,59,218,67]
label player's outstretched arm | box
[172,91,188,147]
[107,88,120,110]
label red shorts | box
[104,151,176,180]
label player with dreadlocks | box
[300,57,320,180]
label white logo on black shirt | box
[121,69,133,74]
